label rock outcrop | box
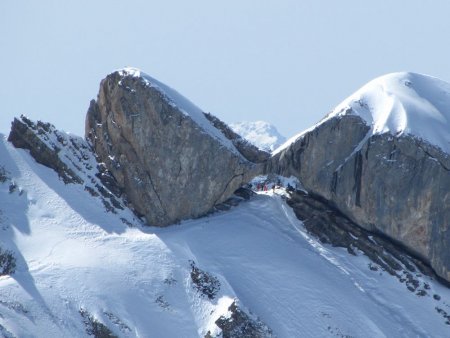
[209,301,274,338]
[270,73,450,282]
[8,116,83,184]
[270,111,450,282]
[8,115,134,223]
[86,68,262,226]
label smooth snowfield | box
[275,72,450,155]
[1,135,450,337]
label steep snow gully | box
[1,133,450,337]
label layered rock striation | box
[86,68,263,226]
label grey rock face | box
[86,70,261,226]
[270,113,450,282]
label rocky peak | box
[86,68,263,226]
[270,72,450,283]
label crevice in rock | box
[416,143,450,172]
[213,173,244,207]
[109,120,168,220]
[330,171,338,195]
[353,151,363,207]
[96,119,218,223]
[144,168,167,217]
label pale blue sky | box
[2,1,450,138]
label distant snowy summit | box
[230,121,286,152]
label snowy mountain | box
[271,72,450,287]
[277,72,450,155]
[1,128,450,337]
[332,72,450,153]
[2,69,450,337]
[230,121,286,152]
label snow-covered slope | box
[230,121,286,152]
[1,133,450,337]
[277,72,450,155]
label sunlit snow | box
[1,134,450,337]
